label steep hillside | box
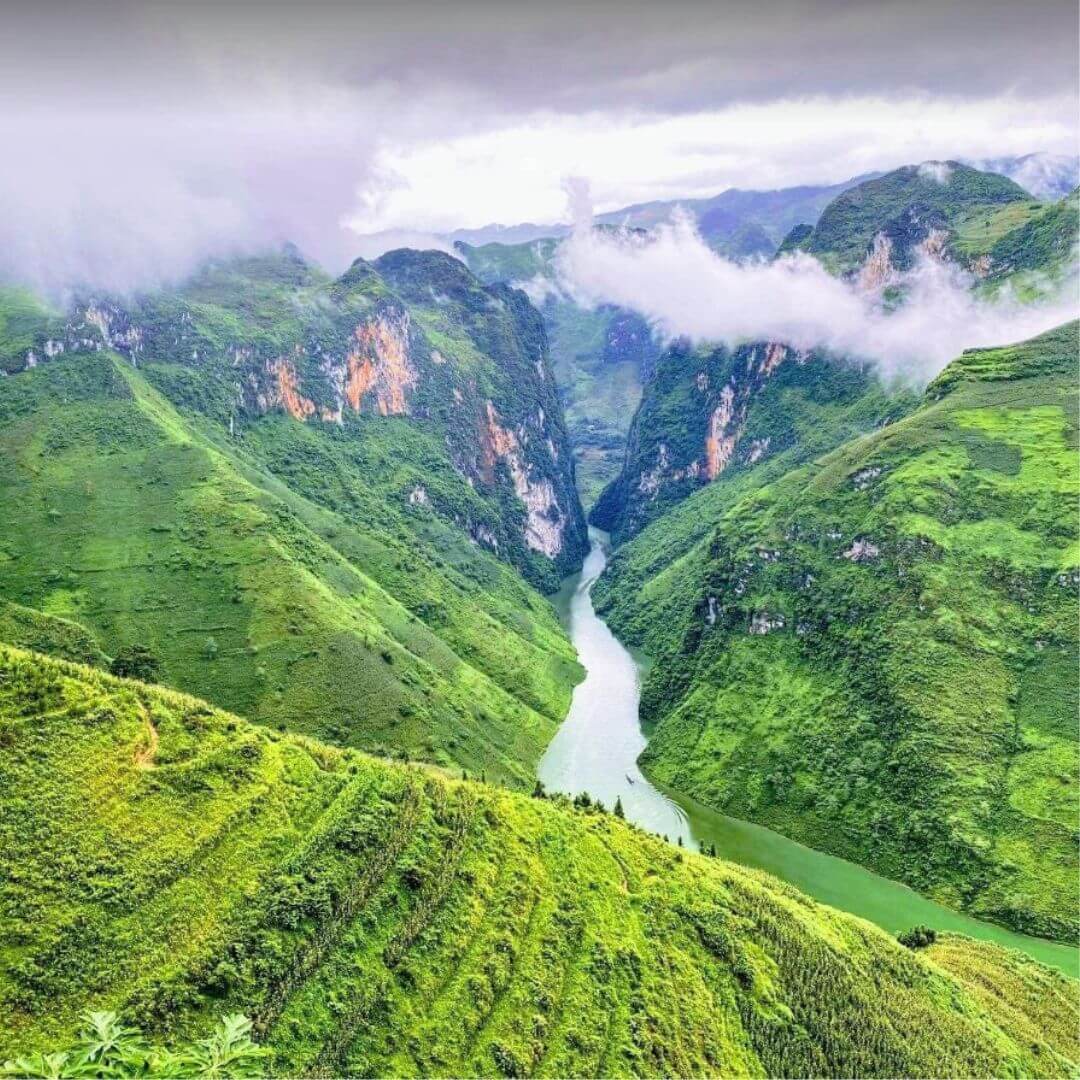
[594,163,1075,543]
[788,161,1033,275]
[964,188,1080,290]
[0,251,592,786]
[601,323,1079,941]
[45,249,587,585]
[591,340,918,542]
[1,645,1076,1078]
[0,601,106,668]
[458,238,659,506]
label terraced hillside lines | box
[609,322,1080,941]
[0,348,578,787]
[1,646,1078,1077]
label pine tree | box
[613,796,625,818]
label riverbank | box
[538,529,1079,977]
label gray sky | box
[1,0,1076,290]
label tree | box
[109,644,161,683]
[897,925,937,950]
[613,796,625,818]
[532,780,546,799]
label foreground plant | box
[1,1012,268,1079]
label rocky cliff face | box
[593,162,1073,543]
[592,337,909,541]
[11,247,588,586]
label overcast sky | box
[2,0,1077,290]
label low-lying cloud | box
[554,215,1079,382]
[0,104,378,297]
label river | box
[538,530,1079,977]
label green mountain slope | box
[796,162,1031,274]
[1,645,1076,1077]
[0,601,106,668]
[600,323,1079,941]
[591,340,918,542]
[62,248,588,586]
[0,248,594,786]
[593,162,1075,544]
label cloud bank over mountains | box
[0,0,1076,293]
[554,215,1079,382]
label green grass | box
[951,201,1047,259]
[591,338,919,542]
[0,247,598,787]
[599,323,1080,941]
[0,601,107,668]
[0,350,580,788]
[1,644,1076,1077]
[0,287,63,375]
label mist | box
[554,215,1080,382]
[0,104,383,297]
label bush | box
[109,644,161,683]
[1,1010,268,1078]
[897,925,937,950]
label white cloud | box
[917,161,954,184]
[553,215,1079,382]
[348,95,1077,237]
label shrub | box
[109,644,162,683]
[897,925,937,950]
[0,1010,268,1078]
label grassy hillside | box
[600,323,1079,941]
[593,163,1075,543]
[0,601,106,668]
[0,247,598,786]
[0,348,580,787]
[1,645,1077,1078]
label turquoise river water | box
[538,530,1078,977]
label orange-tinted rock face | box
[485,400,519,459]
[761,342,788,377]
[270,358,316,420]
[705,385,737,480]
[343,310,416,416]
[856,233,895,292]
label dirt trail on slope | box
[134,702,159,768]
